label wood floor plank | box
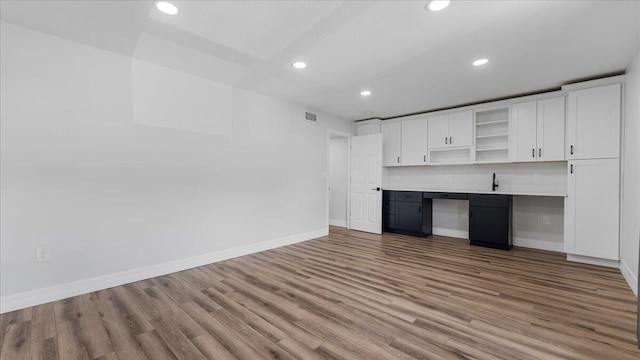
[0,322,31,360]
[136,330,177,360]
[53,300,89,360]
[0,227,638,359]
[91,291,148,360]
[30,337,57,360]
[72,294,114,359]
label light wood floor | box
[1,227,638,359]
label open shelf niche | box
[475,107,510,163]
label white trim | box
[327,130,352,232]
[0,228,327,314]
[620,259,638,297]
[566,253,620,268]
[561,75,625,92]
[433,228,469,239]
[329,219,347,228]
[513,237,564,252]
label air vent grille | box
[305,112,317,122]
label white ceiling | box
[1,0,639,121]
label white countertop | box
[383,188,567,197]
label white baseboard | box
[433,228,468,239]
[0,228,327,314]
[513,237,564,253]
[329,219,347,228]
[566,254,620,268]
[620,259,638,297]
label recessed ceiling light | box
[426,0,450,12]
[360,90,372,96]
[473,58,489,66]
[156,1,179,15]
[292,61,307,69]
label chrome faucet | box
[492,173,499,192]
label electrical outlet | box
[542,216,550,225]
[533,173,540,181]
[36,247,50,262]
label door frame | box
[326,130,353,231]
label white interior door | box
[349,134,383,234]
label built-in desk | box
[383,190,513,250]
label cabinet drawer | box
[469,194,509,208]
[383,190,396,201]
[395,191,422,203]
[423,192,468,200]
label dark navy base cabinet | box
[383,191,431,237]
[383,190,512,250]
[469,194,512,250]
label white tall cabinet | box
[510,97,565,162]
[565,159,620,260]
[564,82,621,264]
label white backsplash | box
[384,161,567,195]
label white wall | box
[384,162,566,251]
[0,22,353,311]
[621,46,640,296]
[329,137,348,227]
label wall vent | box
[305,112,317,122]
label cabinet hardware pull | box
[469,210,472,218]
[570,164,573,174]
[445,137,448,144]
[449,136,452,144]
[423,155,426,162]
[532,149,535,157]
[539,148,542,157]
[397,156,400,163]
[418,206,421,213]
[570,145,574,155]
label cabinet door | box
[396,202,423,232]
[428,114,450,149]
[510,101,538,162]
[449,111,473,147]
[566,84,621,160]
[401,118,428,165]
[565,159,619,260]
[537,97,565,161]
[469,206,509,246]
[381,122,402,166]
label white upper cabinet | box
[381,122,402,166]
[566,83,621,160]
[401,118,428,165]
[510,101,538,162]
[536,97,565,161]
[428,111,473,149]
[449,111,473,147]
[427,114,449,149]
[510,97,565,162]
[565,158,620,260]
